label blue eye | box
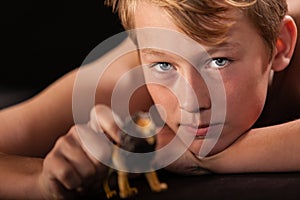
[207,58,231,69]
[152,62,174,72]
[146,62,178,81]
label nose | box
[175,67,211,113]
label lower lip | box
[181,126,209,137]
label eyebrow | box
[139,48,186,63]
[206,42,242,55]
[140,48,173,57]
[140,42,242,57]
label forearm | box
[0,152,44,199]
[0,70,76,157]
[204,119,300,173]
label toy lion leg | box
[145,171,168,192]
[118,171,138,198]
[103,169,117,199]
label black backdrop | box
[1,2,300,199]
[1,0,123,89]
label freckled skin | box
[0,1,299,198]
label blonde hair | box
[105,0,288,58]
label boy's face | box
[134,1,272,157]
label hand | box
[37,105,118,199]
[88,104,122,144]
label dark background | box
[0,0,123,107]
[98,170,300,200]
[1,1,300,199]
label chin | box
[187,138,219,157]
[164,150,211,175]
[188,133,238,158]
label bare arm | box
[0,153,43,198]
[0,70,77,157]
[0,70,77,198]
[202,120,300,173]
[0,37,152,198]
[0,36,150,157]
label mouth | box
[180,124,210,139]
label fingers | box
[76,124,113,165]
[89,104,122,144]
[44,136,94,189]
[55,130,97,184]
[40,125,110,199]
[40,104,121,199]
[44,151,82,190]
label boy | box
[0,0,299,199]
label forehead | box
[134,1,206,61]
[133,1,254,37]
[134,1,181,32]
[133,1,260,53]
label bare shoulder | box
[288,0,300,48]
[288,0,300,54]
[285,0,300,101]
[256,1,300,126]
[94,39,153,118]
[288,0,300,20]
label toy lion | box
[103,112,167,199]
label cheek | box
[147,85,180,126]
[224,69,269,129]
[227,86,266,121]
[147,85,178,109]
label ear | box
[271,15,298,72]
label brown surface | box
[98,170,300,200]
